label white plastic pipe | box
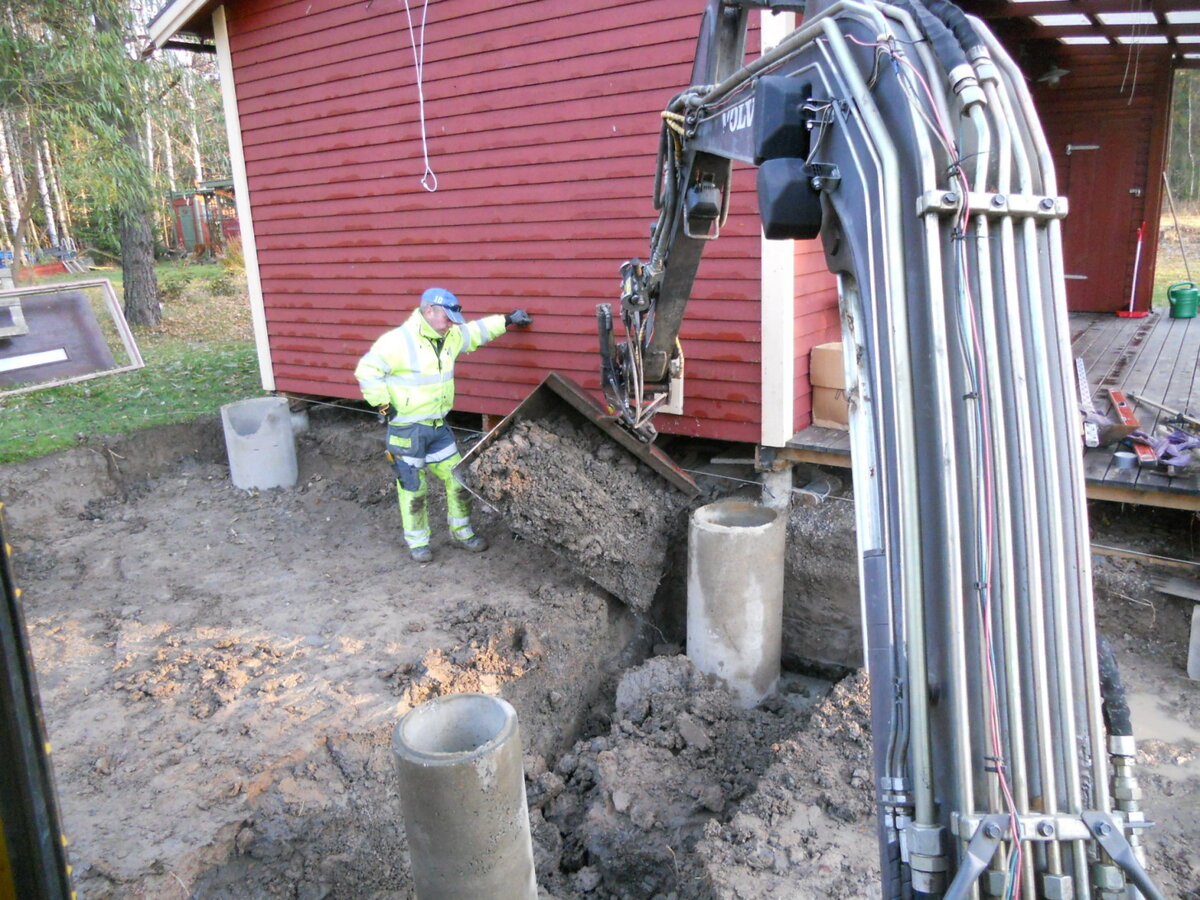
[687,500,784,708]
[391,693,537,900]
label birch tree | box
[0,0,161,323]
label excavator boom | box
[602,2,1165,897]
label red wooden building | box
[146,0,1194,449]
[958,3,1183,317]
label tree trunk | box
[43,139,72,250]
[11,190,38,283]
[32,128,59,250]
[185,75,204,185]
[120,198,160,326]
[0,116,19,245]
[1188,77,1196,200]
[163,117,177,191]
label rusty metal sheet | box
[457,372,699,496]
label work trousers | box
[386,421,476,550]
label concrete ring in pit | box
[392,693,537,900]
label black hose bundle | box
[1097,633,1133,737]
[885,0,970,77]
[922,0,986,58]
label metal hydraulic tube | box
[969,77,1037,895]
[818,17,941,849]
[988,21,1112,814]
[987,30,1117,892]
[614,3,1169,895]
[982,39,1080,893]
[989,67,1069,886]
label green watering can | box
[1168,282,1199,319]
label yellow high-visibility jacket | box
[355,308,507,424]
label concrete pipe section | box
[219,396,298,490]
[687,499,785,708]
[391,693,537,900]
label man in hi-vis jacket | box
[355,287,532,563]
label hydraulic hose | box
[884,0,970,77]
[920,0,986,58]
[1097,634,1133,737]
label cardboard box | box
[812,387,849,429]
[809,342,845,389]
[809,342,848,430]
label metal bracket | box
[729,0,809,12]
[807,161,841,193]
[955,812,1089,843]
[918,190,1068,219]
[943,814,1008,900]
[1082,811,1165,900]
[941,811,1165,900]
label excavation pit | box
[0,408,1196,898]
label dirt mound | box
[527,655,877,899]
[462,413,694,612]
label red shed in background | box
[147,0,839,448]
[146,0,1186,450]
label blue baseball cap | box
[421,287,465,324]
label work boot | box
[453,534,489,553]
[411,546,433,563]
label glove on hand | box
[376,404,391,424]
[505,309,532,327]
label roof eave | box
[144,0,215,55]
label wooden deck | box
[784,310,1200,510]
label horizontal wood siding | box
[226,0,767,440]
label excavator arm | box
[603,2,1167,898]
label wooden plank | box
[1152,576,1200,602]
[264,295,768,324]
[231,0,686,57]
[258,276,763,302]
[1177,317,1200,415]
[242,112,674,167]
[1091,543,1200,568]
[249,197,763,239]
[1069,315,1111,366]
[1080,316,1152,489]
[243,135,672,181]
[232,21,696,96]
[254,237,762,266]
[238,63,688,132]
[1126,316,1196,491]
[232,0,697,74]
[241,94,683,159]
[780,447,853,469]
[1088,313,1170,485]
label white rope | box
[402,0,438,192]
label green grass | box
[1154,208,1200,308]
[0,343,260,463]
[1152,253,1195,308]
[0,262,259,464]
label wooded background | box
[0,0,227,324]
[1166,69,1200,210]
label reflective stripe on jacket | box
[355,308,507,423]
